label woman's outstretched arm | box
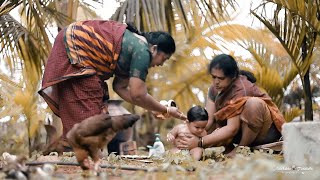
[176,115,241,149]
[113,76,186,120]
[205,98,217,133]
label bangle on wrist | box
[198,137,202,147]
[164,107,170,118]
[201,137,204,148]
[198,137,204,148]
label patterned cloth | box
[64,21,119,77]
[38,20,127,138]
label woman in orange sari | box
[176,54,285,156]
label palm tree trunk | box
[302,35,313,121]
[303,0,320,121]
[303,68,313,121]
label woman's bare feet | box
[225,148,237,158]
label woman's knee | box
[240,97,269,135]
[244,97,265,109]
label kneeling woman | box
[176,54,285,156]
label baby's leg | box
[190,147,203,161]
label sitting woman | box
[176,54,285,156]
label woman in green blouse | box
[39,20,187,149]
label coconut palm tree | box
[0,0,101,154]
[251,0,320,120]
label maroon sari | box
[38,20,127,138]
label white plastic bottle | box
[152,133,165,157]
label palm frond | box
[270,0,320,34]
[110,0,237,40]
[283,107,303,122]
[0,14,33,70]
[0,74,24,119]
[0,73,23,89]
[257,67,284,105]
[251,0,318,77]
[0,0,22,16]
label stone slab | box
[282,122,320,167]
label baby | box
[167,105,208,160]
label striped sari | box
[64,21,119,77]
[39,20,127,138]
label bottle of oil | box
[152,133,165,157]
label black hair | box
[239,69,256,83]
[187,105,208,122]
[208,54,239,79]
[126,22,176,54]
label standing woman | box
[176,54,285,156]
[39,20,186,143]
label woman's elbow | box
[131,93,146,103]
[226,116,241,137]
[225,124,240,137]
[229,127,239,137]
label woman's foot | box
[225,148,237,158]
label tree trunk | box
[302,35,313,121]
[304,68,313,121]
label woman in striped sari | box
[39,20,187,145]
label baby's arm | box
[167,125,180,142]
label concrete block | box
[282,122,320,167]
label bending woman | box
[176,54,285,156]
[39,20,187,142]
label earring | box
[151,45,157,54]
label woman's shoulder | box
[123,30,148,48]
[234,75,255,89]
[82,20,127,35]
[233,76,266,97]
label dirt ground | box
[1,149,319,180]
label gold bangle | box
[179,113,183,119]
[198,137,202,147]
[164,107,170,118]
[201,138,204,148]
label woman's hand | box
[175,134,199,150]
[153,106,187,120]
[167,106,187,120]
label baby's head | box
[186,105,208,137]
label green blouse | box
[115,30,152,81]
